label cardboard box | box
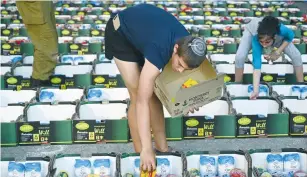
[154,59,225,117]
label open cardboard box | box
[250,148,307,177]
[52,153,118,177]
[231,97,289,138]
[1,156,51,177]
[154,60,224,117]
[186,150,250,177]
[120,152,184,177]
[280,97,307,136]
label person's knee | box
[291,54,303,67]
[127,85,139,103]
[235,53,246,69]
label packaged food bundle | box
[74,158,111,177]
[8,162,25,177]
[291,86,307,99]
[248,85,269,97]
[8,162,43,177]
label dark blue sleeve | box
[279,23,294,42]
[144,44,164,71]
[252,35,263,70]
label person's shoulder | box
[278,23,288,32]
[252,35,258,41]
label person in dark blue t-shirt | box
[104,4,207,172]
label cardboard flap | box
[176,73,224,102]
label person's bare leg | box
[114,58,142,153]
[150,93,168,152]
[235,30,253,83]
[294,66,304,82]
[235,68,244,82]
[283,43,304,83]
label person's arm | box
[277,24,295,54]
[137,59,160,171]
[251,36,263,99]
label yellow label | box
[78,11,85,16]
[13,20,20,24]
[224,75,231,83]
[60,84,66,90]
[255,11,262,16]
[77,50,83,55]
[55,11,60,15]
[2,43,11,50]
[303,31,307,37]
[250,127,256,135]
[94,76,105,84]
[3,29,10,35]
[293,116,306,124]
[171,98,175,103]
[68,20,75,24]
[103,12,110,15]
[180,12,187,16]
[51,77,62,84]
[186,119,199,127]
[212,30,220,36]
[238,117,251,126]
[305,125,307,133]
[198,128,204,136]
[281,12,288,17]
[157,4,163,9]
[207,45,214,51]
[70,44,79,50]
[75,122,89,130]
[6,77,18,85]
[228,4,235,8]
[180,20,186,25]
[20,125,34,133]
[17,85,22,91]
[204,11,211,16]
[91,30,99,36]
[95,20,102,24]
[86,175,100,177]
[304,76,307,82]
[263,75,273,82]
[63,4,70,8]
[230,12,237,16]
[1,10,8,15]
[89,132,95,140]
[62,30,70,35]
[206,21,213,25]
[33,134,40,142]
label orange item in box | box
[141,170,156,177]
[182,78,199,88]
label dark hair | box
[176,35,207,68]
[257,16,280,39]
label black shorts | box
[104,16,145,66]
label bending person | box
[235,16,303,99]
[104,4,206,172]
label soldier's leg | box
[16,1,58,84]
